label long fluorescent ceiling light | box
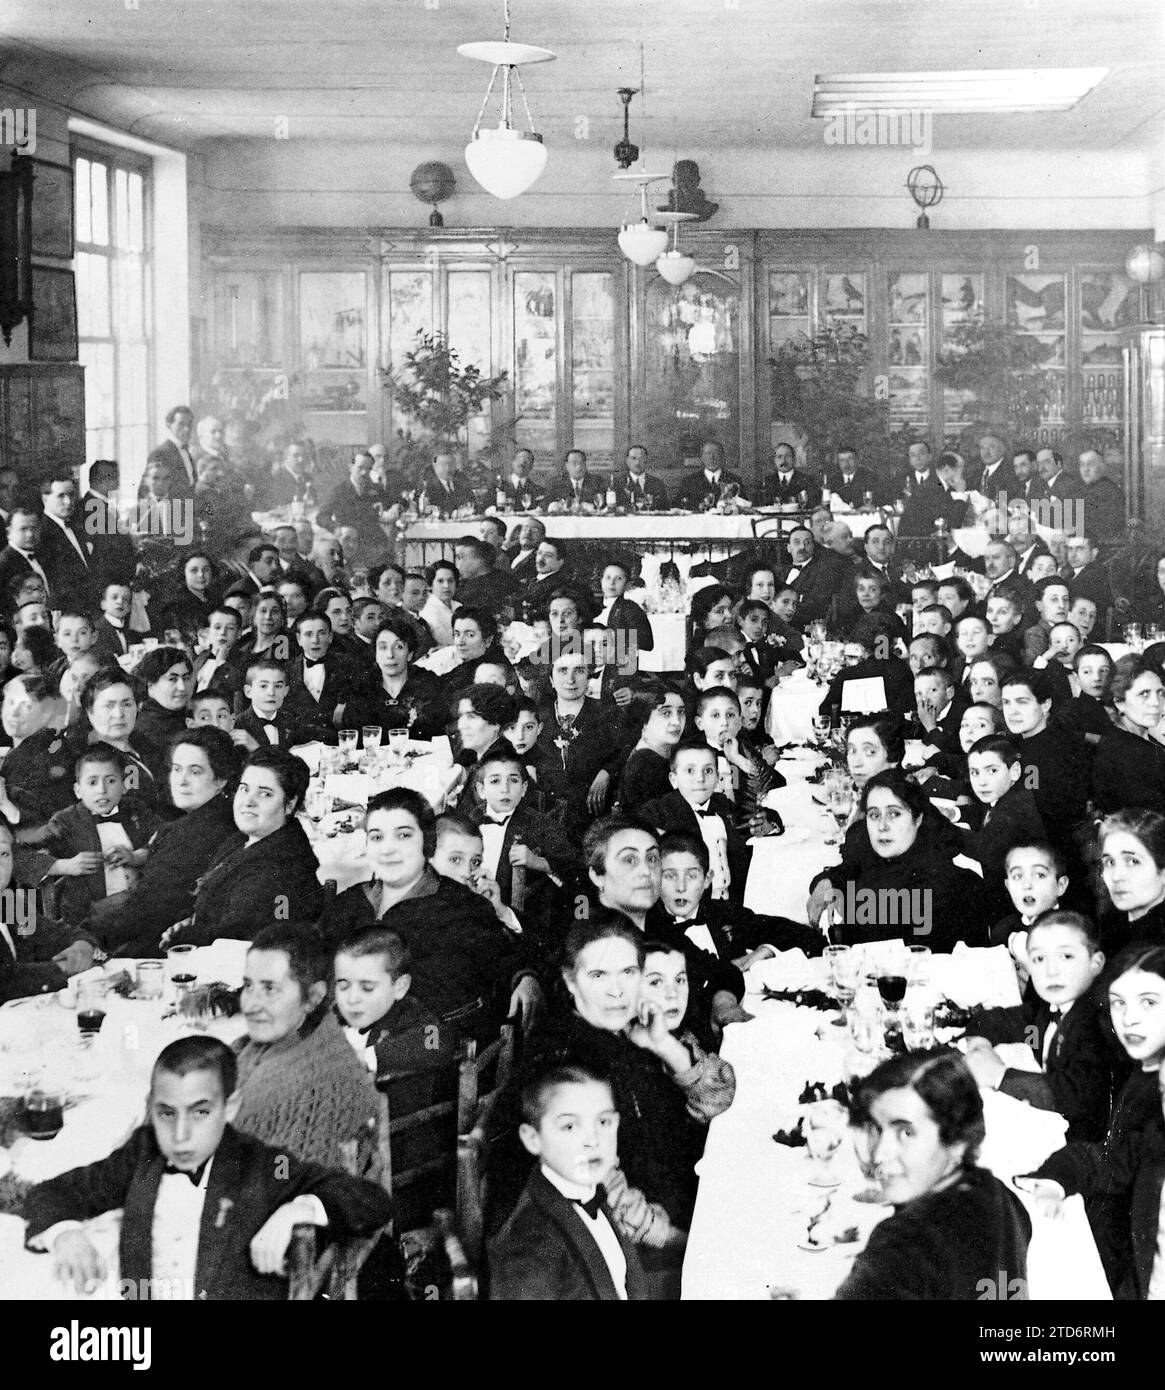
[812,69,1108,115]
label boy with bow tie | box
[23,1035,393,1300]
[234,656,323,750]
[490,1059,649,1300]
[17,743,160,924]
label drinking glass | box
[167,944,198,998]
[24,1084,66,1140]
[902,996,936,1051]
[388,727,410,760]
[304,781,330,827]
[337,729,359,764]
[136,960,164,1001]
[803,1100,847,1188]
[824,945,857,1025]
[850,1124,888,1204]
[809,620,829,644]
[823,767,855,846]
[76,978,108,1037]
[906,944,931,984]
[361,726,382,752]
[810,714,831,745]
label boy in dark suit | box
[16,742,160,925]
[285,611,368,738]
[489,1059,648,1300]
[92,581,135,661]
[964,912,1123,1143]
[234,655,324,750]
[23,1035,392,1300]
[963,734,1050,922]
[192,606,247,710]
[467,746,580,955]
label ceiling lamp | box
[615,170,669,266]
[459,0,555,200]
[655,211,698,286]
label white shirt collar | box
[540,1162,597,1204]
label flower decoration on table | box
[798,1080,852,1108]
[772,1119,807,1148]
[636,557,689,616]
[162,982,241,1023]
[801,1195,861,1250]
[760,984,839,1012]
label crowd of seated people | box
[5,420,1165,1303]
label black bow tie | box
[94,811,125,825]
[163,1162,208,1187]
[572,1186,606,1219]
[258,717,280,729]
[695,804,718,819]
[303,657,326,668]
[335,1004,379,1038]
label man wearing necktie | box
[617,444,670,510]
[416,450,473,514]
[0,506,52,603]
[763,442,814,507]
[676,441,744,510]
[973,432,1019,505]
[147,405,198,504]
[39,473,95,608]
[546,449,602,510]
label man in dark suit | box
[972,432,1019,504]
[23,1035,392,1301]
[543,450,606,510]
[1011,446,1045,503]
[147,405,198,502]
[1077,450,1126,542]
[416,450,475,514]
[897,441,948,550]
[38,473,96,607]
[497,448,545,510]
[489,1060,648,1300]
[615,444,669,510]
[0,506,51,605]
[1035,447,1081,515]
[782,525,850,629]
[675,441,744,510]
[81,459,138,593]
[760,442,817,507]
[316,450,388,553]
[1064,534,1113,620]
[824,446,879,510]
[269,440,316,509]
[534,650,621,837]
[507,517,546,584]
[859,523,910,608]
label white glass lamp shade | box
[1126,243,1165,285]
[465,127,547,200]
[618,220,669,266]
[656,249,697,285]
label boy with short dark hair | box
[193,605,245,706]
[17,743,160,924]
[93,581,134,660]
[963,734,1049,922]
[22,1035,392,1300]
[489,1060,648,1300]
[964,911,1123,1142]
[235,656,319,750]
[188,689,235,733]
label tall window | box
[73,144,152,472]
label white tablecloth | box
[681,952,1112,1300]
[765,670,826,745]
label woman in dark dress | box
[132,646,194,783]
[1092,654,1165,816]
[833,1049,1031,1300]
[342,613,444,740]
[147,551,220,645]
[98,726,241,956]
[72,667,161,811]
[165,745,322,947]
[616,687,687,813]
[1098,809,1165,953]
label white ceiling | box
[4,0,1164,153]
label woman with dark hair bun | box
[833,1049,1030,1301]
[133,645,194,779]
[1098,809,1165,951]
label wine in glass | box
[167,944,198,999]
[76,978,108,1037]
[361,726,382,753]
[810,714,831,746]
[337,729,359,765]
[824,945,857,1026]
[902,995,936,1051]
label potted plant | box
[767,323,906,479]
[387,331,509,486]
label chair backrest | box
[285,1135,390,1300]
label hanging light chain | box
[471,64,502,139]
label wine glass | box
[337,729,359,765]
[803,1100,847,1188]
[361,726,382,753]
[906,944,931,984]
[167,944,198,1001]
[810,713,831,746]
[823,767,854,846]
[824,945,857,1027]
[850,1123,889,1205]
[304,781,330,828]
[902,995,936,1051]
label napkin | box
[324,772,371,808]
[194,939,249,990]
[933,944,1023,1010]
[748,949,814,993]
[290,742,326,775]
[978,1086,1068,1178]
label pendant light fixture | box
[615,170,669,266]
[459,0,556,201]
[654,210,699,285]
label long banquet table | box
[681,950,1112,1301]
